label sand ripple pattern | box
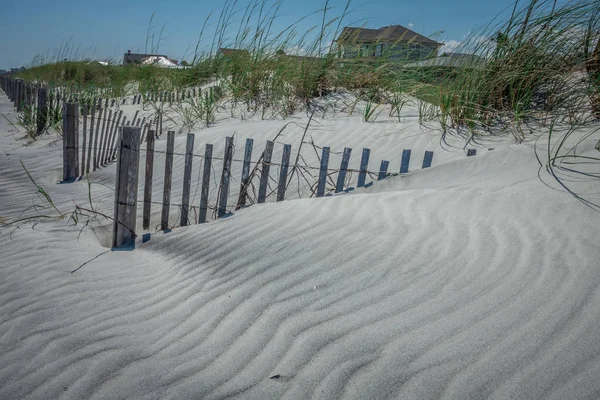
[2,175,600,399]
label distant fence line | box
[0,80,479,248]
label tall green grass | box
[15,0,600,136]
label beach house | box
[336,25,443,60]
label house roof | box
[336,25,443,46]
[219,48,250,57]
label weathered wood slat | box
[112,126,141,248]
[258,140,274,204]
[335,147,352,193]
[400,149,411,173]
[218,136,234,217]
[85,101,96,174]
[81,105,88,176]
[422,151,434,169]
[36,87,47,135]
[110,115,127,161]
[161,131,175,230]
[93,99,104,171]
[378,160,389,180]
[100,109,113,165]
[106,110,123,163]
[198,144,213,223]
[62,102,79,180]
[316,146,330,197]
[180,133,195,226]
[142,130,156,230]
[277,144,292,202]
[357,148,370,188]
[236,138,254,209]
[97,104,109,168]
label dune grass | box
[13,0,600,138]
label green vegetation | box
[14,0,600,139]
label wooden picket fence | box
[107,127,478,247]
[1,82,480,248]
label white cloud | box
[285,45,308,56]
[440,40,461,54]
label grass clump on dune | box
[14,0,600,137]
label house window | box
[360,44,370,57]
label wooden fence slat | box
[335,147,352,193]
[112,126,141,248]
[161,131,175,230]
[142,130,155,230]
[277,144,292,202]
[357,148,370,188]
[236,138,254,209]
[97,104,109,167]
[81,105,88,176]
[378,160,389,180]
[258,140,274,204]
[422,151,434,169]
[218,136,234,217]
[400,149,411,173]
[139,117,147,142]
[180,133,195,226]
[110,115,127,161]
[198,144,213,224]
[106,110,123,163]
[132,110,140,127]
[62,102,79,180]
[36,87,47,135]
[100,109,113,165]
[316,146,330,197]
[85,101,96,174]
[93,99,104,171]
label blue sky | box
[0,0,519,69]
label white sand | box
[1,91,600,399]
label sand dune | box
[1,92,600,399]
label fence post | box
[316,146,330,197]
[161,131,175,230]
[218,136,234,217]
[62,102,79,180]
[18,80,25,111]
[357,148,370,188]
[180,133,195,226]
[258,140,274,204]
[335,147,352,193]
[236,138,254,209]
[36,86,47,135]
[422,151,434,169]
[25,84,32,109]
[14,79,21,110]
[199,144,213,223]
[142,130,156,230]
[400,149,411,173]
[277,144,292,202]
[378,160,389,180]
[112,126,141,248]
